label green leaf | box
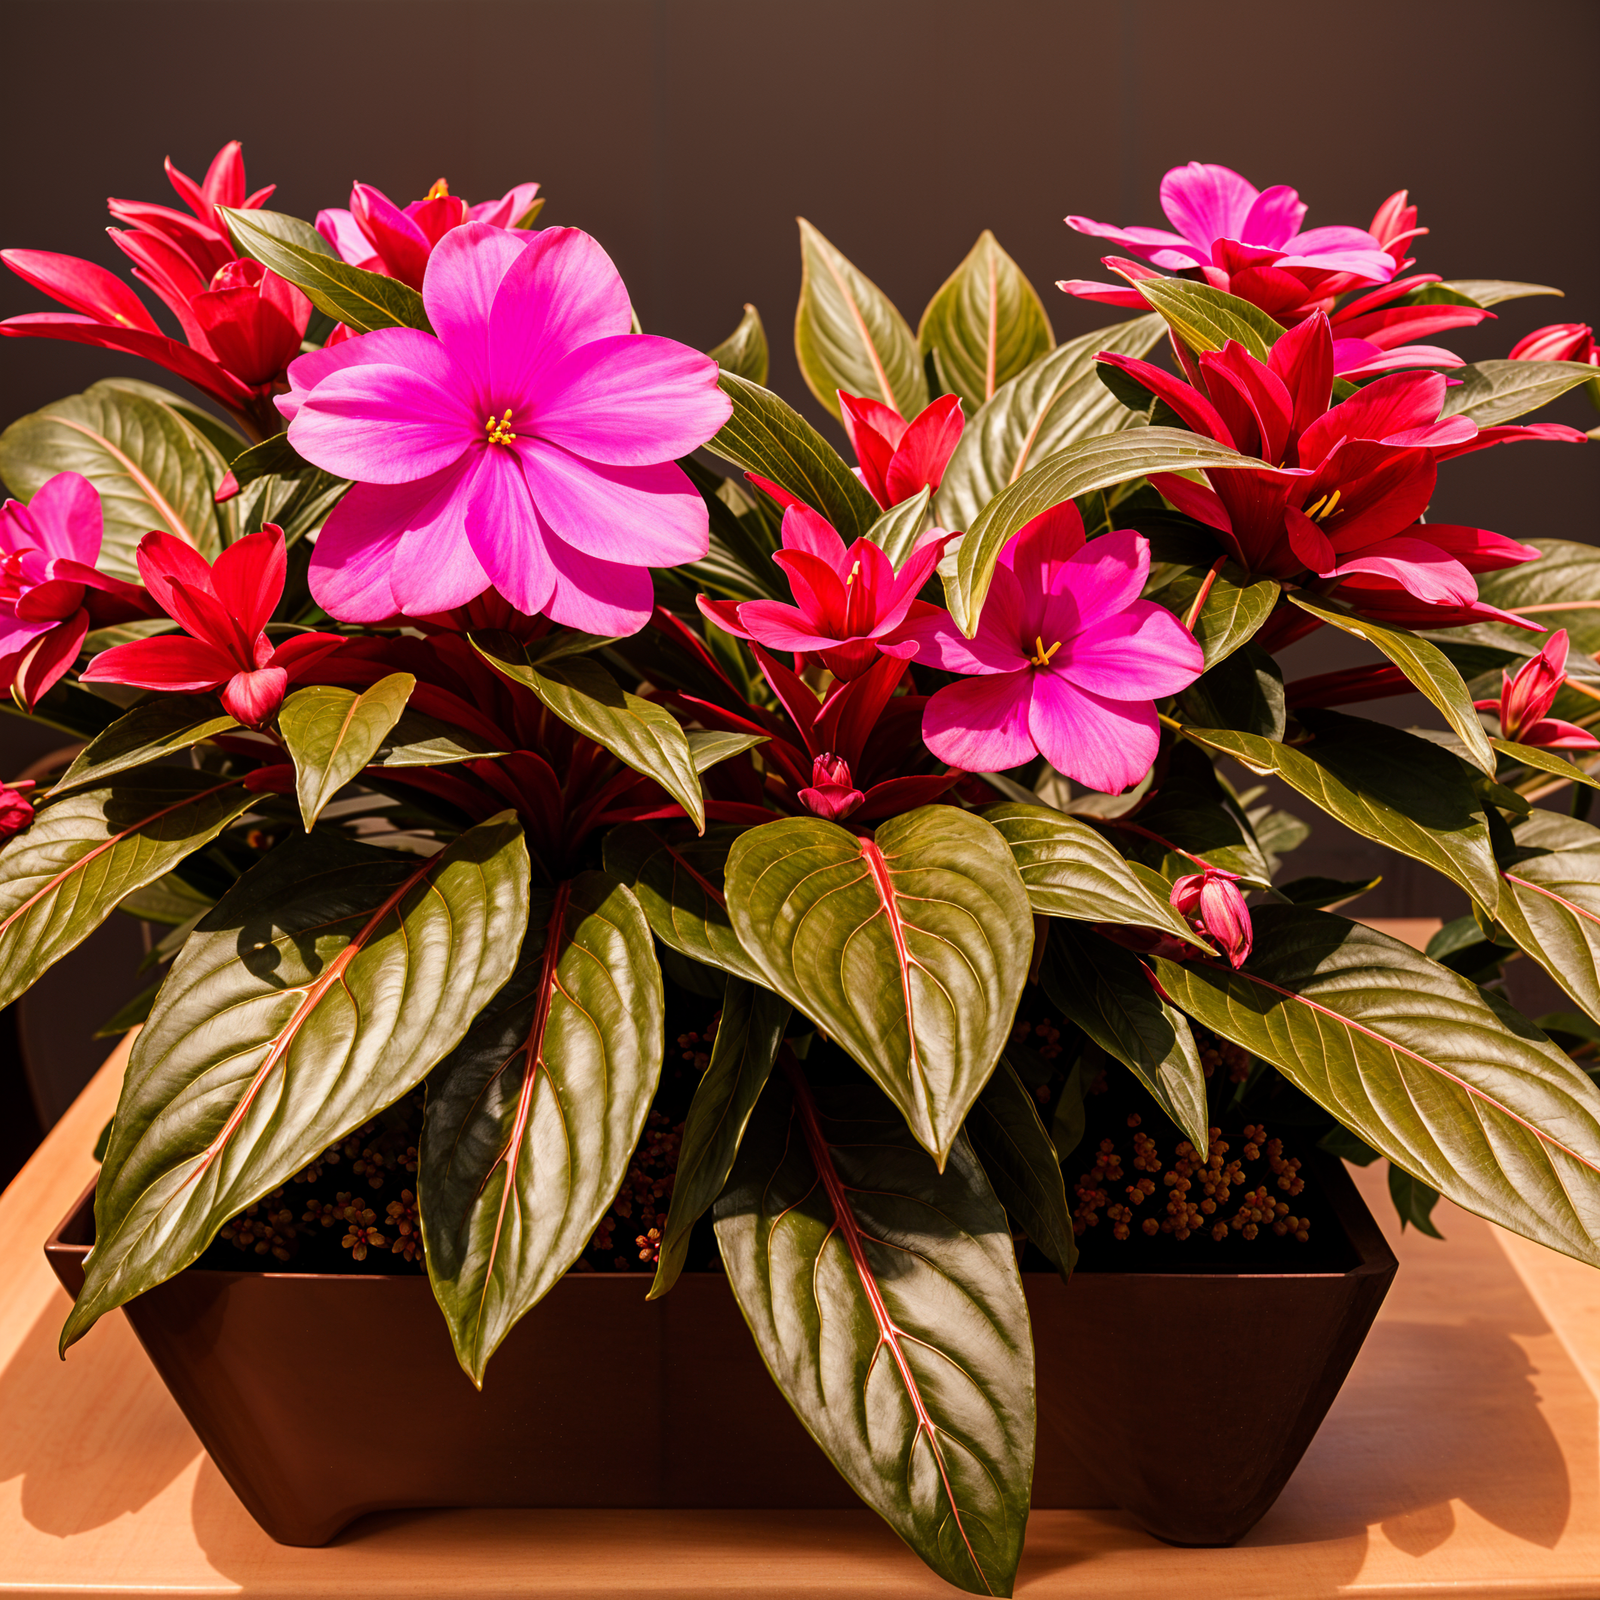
[1388,1163,1445,1238]
[0,380,226,578]
[707,371,882,540]
[602,822,765,986]
[1273,874,1381,910]
[935,315,1165,535]
[0,770,256,1012]
[1134,277,1283,362]
[709,302,769,385]
[795,218,927,422]
[948,427,1260,637]
[376,709,508,768]
[224,432,349,548]
[981,801,1197,941]
[1286,593,1497,776]
[1150,561,1278,668]
[1121,740,1273,885]
[686,728,767,775]
[1436,359,1598,426]
[864,487,931,569]
[420,871,662,1384]
[1463,539,1600,664]
[473,640,705,831]
[1150,906,1600,1269]
[1493,737,1600,794]
[1493,810,1600,1027]
[278,673,416,831]
[1183,712,1501,909]
[1435,279,1563,307]
[51,695,238,796]
[916,229,1054,412]
[965,1057,1076,1281]
[648,978,789,1299]
[63,815,529,1352]
[1040,922,1211,1153]
[96,377,248,462]
[1179,641,1285,738]
[93,979,162,1040]
[725,807,1032,1165]
[117,870,216,926]
[715,1070,1033,1596]
[221,207,433,334]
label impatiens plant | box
[4,144,1600,1596]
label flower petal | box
[21,471,103,566]
[1039,527,1150,642]
[1160,163,1259,251]
[421,221,536,397]
[922,670,1037,772]
[80,634,235,691]
[518,443,708,567]
[463,448,556,618]
[1027,672,1158,795]
[279,325,455,425]
[542,534,655,636]
[288,362,477,483]
[1055,600,1204,698]
[210,526,285,640]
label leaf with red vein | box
[63,814,529,1352]
[724,807,1031,1166]
[1152,905,1600,1268]
[714,1065,1033,1596]
[420,871,663,1384]
[1493,809,1600,1029]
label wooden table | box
[7,992,1600,1597]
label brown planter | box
[46,1152,1394,1548]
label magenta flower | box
[798,753,865,821]
[838,392,964,509]
[697,502,949,681]
[1474,631,1599,751]
[281,223,729,636]
[0,473,158,711]
[81,526,343,727]
[1171,867,1252,969]
[317,176,542,290]
[0,780,35,843]
[892,504,1204,794]
[1511,323,1598,365]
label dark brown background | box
[0,0,1596,1157]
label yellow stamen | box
[1305,488,1343,522]
[1030,636,1063,667]
[485,408,516,446]
[844,560,861,586]
[426,178,451,200]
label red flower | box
[1510,323,1598,365]
[838,392,964,509]
[1171,868,1252,969]
[80,525,343,727]
[1,142,308,437]
[1474,631,1599,750]
[0,781,36,843]
[798,753,865,821]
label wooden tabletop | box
[8,945,1600,1598]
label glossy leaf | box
[1287,593,1497,776]
[715,1070,1033,1596]
[1122,740,1273,885]
[935,315,1165,535]
[1179,641,1285,739]
[981,801,1197,941]
[1461,539,1600,665]
[709,302,769,385]
[864,487,931,569]
[1040,922,1210,1153]
[1183,712,1501,909]
[795,218,927,422]
[725,807,1032,1165]
[377,709,508,768]
[1493,737,1600,794]
[965,1057,1076,1281]
[227,433,349,548]
[1135,277,1283,363]
[648,978,789,1299]
[707,372,881,540]
[917,230,1054,412]
[1436,358,1597,426]
[63,815,529,1352]
[221,206,433,334]
[687,728,768,775]
[97,376,248,463]
[1150,907,1600,1269]
[0,770,256,1012]
[421,871,662,1383]
[1388,1164,1445,1238]
[1151,561,1279,668]
[474,640,705,831]
[1274,874,1382,910]
[1436,279,1562,307]
[603,822,765,986]
[279,673,416,831]
[0,380,226,578]
[948,427,1259,638]
[1493,810,1600,1026]
[52,695,237,796]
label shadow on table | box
[0,1294,202,1535]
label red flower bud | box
[798,752,865,822]
[1170,867,1252,970]
[0,780,35,844]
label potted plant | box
[7,144,1600,1596]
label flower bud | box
[1499,631,1569,740]
[1170,867,1252,970]
[798,752,865,822]
[0,780,35,844]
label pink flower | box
[1171,867,1252,969]
[1101,313,1582,627]
[0,142,304,437]
[838,392,964,509]
[0,780,35,843]
[798,753,865,821]
[892,504,1203,794]
[0,473,159,711]
[281,223,729,637]
[697,502,950,681]
[1510,323,1599,365]
[317,177,542,290]
[80,526,343,727]
[1060,169,1486,380]
[1474,631,1599,750]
